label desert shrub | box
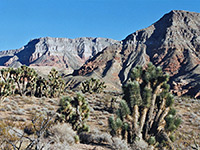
[78,132,94,144]
[111,137,131,150]
[24,123,35,135]
[0,113,55,150]
[40,141,72,150]
[44,123,77,145]
[78,128,131,150]
[0,112,80,150]
[169,134,176,142]
[108,97,118,113]
[191,138,200,150]
[94,132,113,144]
[0,121,20,149]
[79,128,113,145]
[81,78,106,93]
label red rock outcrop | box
[73,10,200,97]
[0,37,118,70]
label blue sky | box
[0,0,200,51]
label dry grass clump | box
[111,137,131,150]
[79,129,112,144]
[0,120,24,150]
[39,123,77,150]
[79,128,131,150]
[48,123,77,144]
[0,112,78,150]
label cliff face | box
[1,10,200,97]
[0,37,118,69]
[74,10,200,97]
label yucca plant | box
[35,76,48,97]
[47,68,65,98]
[9,65,38,96]
[0,80,14,104]
[0,68,15,103]
[108,63,181,149]
[81,78,106,93]
[56,93,90,133]
[0,67,66,99]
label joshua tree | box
[0,68,15,103]
[108,63,181,149]
[0,80,14,104]
[56,93,90,133]
[47,68,65,98]
[81,78,106,93]
[0,67,65,99]
[35,77,48,97]
[34,68,65,98]
[10,66,38,96]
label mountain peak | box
[159,9,200,25]
[170,9,199,14]
[74,10,200,98]
[1,10,200,98]
[170,9,192,13]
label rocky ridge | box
[73,10,200,97]
[0,37,118,70]
[1,10,200,97]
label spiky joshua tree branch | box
[108,63,181,149]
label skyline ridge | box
[0,0,200,50]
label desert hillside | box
[74,10,200,98]
[0,10,200,150]
[0,90,199,149]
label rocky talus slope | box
[0,37,118,70]
[73,10,200,97]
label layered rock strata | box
[74,10,200,97]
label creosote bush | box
[45,123,78,146]
[0,113,55,150]
[81,78,106,93]
[0,111,82,150]
[108,63,181,149]
[79,130,131,150]
[0,120,20,149]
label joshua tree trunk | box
[157,107,170,129]
[144,84,161,139]
[139,107,148,134]
[16,81,23,96]
[154,98,166,123]
[133,105,139,129]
